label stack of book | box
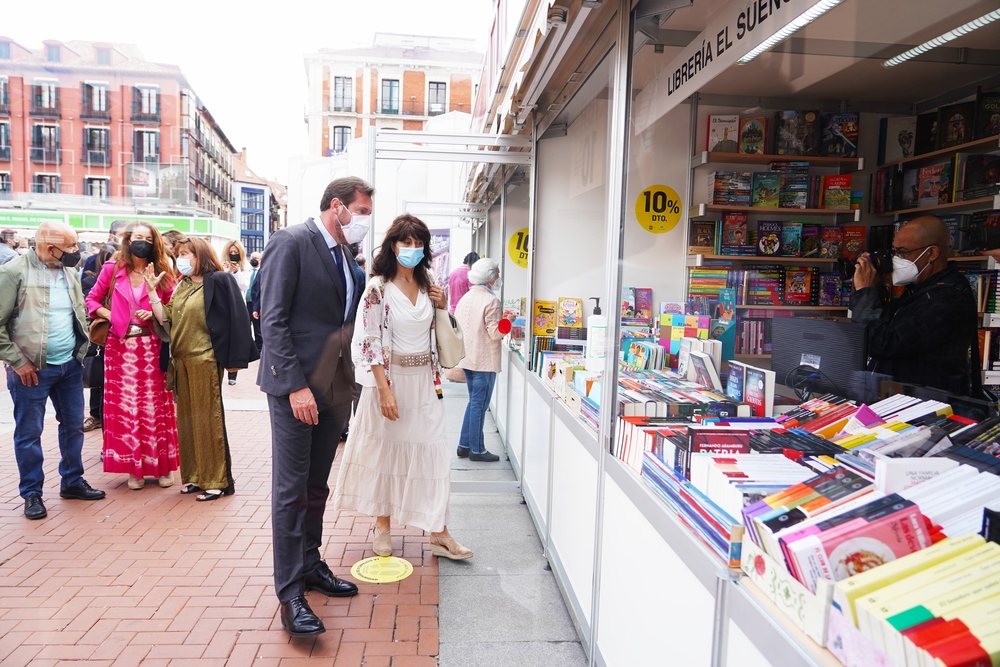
[742,264,785,306]
[709,171,752,206]
[771,161,810,209]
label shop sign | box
[507,227,529,268]
[634,0,815,133]
[634,185,683,234]
[0,211,66,227]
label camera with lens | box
[838,247,893,282]
[963,226,1000,252]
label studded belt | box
[123,324,153,338]
[391,352,431,367]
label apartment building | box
[304,33,483,157]
[0,37,235,222]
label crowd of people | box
[0,175,511,638]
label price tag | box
[507,227,529,269]
[634,185,683,234]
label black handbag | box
[82,344,104,389]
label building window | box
[46,45,60,62]
[428,82,447,115]
[332,76,352,112]
[0,42,9,60]
[0,77,7,109]
[332,126,350,154]
[0,173,10,193]
[31,125,60,164]
[33,174,59,194]
[132,86,160,121]
[85,177,109,199]
[84,127,110,165]
[134,130,159,163]
[241,211,264,232]
[242,189,265,210]
[31,81,59,116]
[0,122,8,161]
[381,79,399,114]
[96,48,111,65]
[82,83,109,118]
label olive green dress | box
[165,279,232,492]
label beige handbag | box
[434,307,465,368]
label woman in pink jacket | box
[86,222,179,490]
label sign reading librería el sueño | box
[634,0,821,134]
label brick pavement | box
[0,362,440,666]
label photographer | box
[851,215,978,396]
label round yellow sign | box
[634,185,683,234]
[350,556,414,584]
[507,227,529,269]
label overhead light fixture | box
[883,9,1000,67]
[736,0,845,65]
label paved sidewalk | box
[0,362,439,666]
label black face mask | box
[249,259,259,268]
[229,253,240,262]
[52,247,81,268]
[131,240,153,259]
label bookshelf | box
[735,305,848,312]
[693,254,839,264]
[691,151,864,170]
[876,193,1000,218]
[878,134,1000,169]
[693,203,862,221]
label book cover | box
[774,110,820,156]
[689,221,718,254]
[975,91,1000,139]
[533,300,557,336]
[739,116,767,155]
[557,297,584,328]
[752,172,781,207]
[707,114,740,152]
[841,226,867,260]
[757,221,783,257]
[901,168,920,209]
[689,350,723,392]
[726,360,746,403]
[955,154,1000,201]
[743,365,775,417]
[633,288,653,321]
[621,287,637,319]
[801,224,822,257]
[710,318,736,361]
[939,215,963,254]
[781,222,803,257]
[822,174,853,209]
[918,162,953,207]
[937,101,976,149]
[818,273,843,306]
[914,111,939,155]
[820,112,860,157]
[820,226,843,258]
[721,212,749,247]
[882,115,917,163]
[717,288,736,322]
[784,266,814,304]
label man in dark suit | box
[257,176,373,637]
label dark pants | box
[7,361,86,498]
[247,300,262,352]
[268,384,352,603]
[459,369,497,455]
[89,386,102,420]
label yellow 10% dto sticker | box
[635,185,682,234]
[507,227,529,269]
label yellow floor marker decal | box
[350,556,414,584]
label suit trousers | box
[269,382,352,603]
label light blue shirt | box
[315,216,354,321]
[45,269,77,365]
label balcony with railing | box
[131,95,161,123]
[0,91,8,116]
[83,147,111,166]
[329,100,354,113]
[81,103,111,121]
[132,149,159,164]
[0,145,9,161]
[377,98,401,115]
[30,91,61,118]
[30,146,61,164]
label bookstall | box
[468,0,1000,665]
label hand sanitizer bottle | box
[585,297,607,373]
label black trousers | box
[268,384,352,603]
[246,300,263,352]
[89,386,102,420]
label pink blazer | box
[85,261,173,339]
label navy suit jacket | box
[256,218,363,399]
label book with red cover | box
[784,266,815,305]
[841,226,867,260]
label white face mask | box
[339,205,371,245]
[176,257,195,276]
[891,247,930,286]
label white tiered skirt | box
[332,363,451,533]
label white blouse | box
[385,281,433,355]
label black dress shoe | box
[469,451,500,462]
[24,494,46,520]
[280,595,325,637]
[59,480,106,500]
[456,447,470,458]
[303,561,359,597]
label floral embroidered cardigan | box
[351,275,442,389]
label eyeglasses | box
[890,244,931,257]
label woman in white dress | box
[333,214,472,560]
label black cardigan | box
[203,271,260,369]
